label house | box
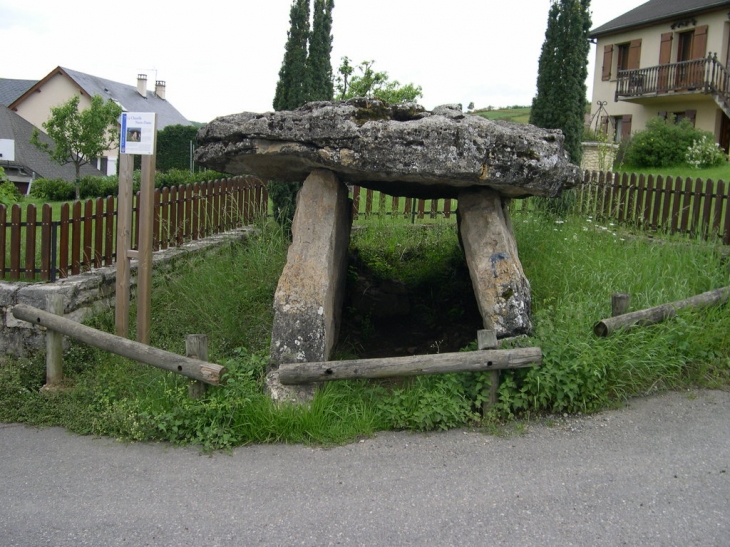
[0,106,104,194]
[589,0,730,151]
[7,67,191,176]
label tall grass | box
[1,210,728,447]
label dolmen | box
[195,98,581,401]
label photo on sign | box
[126,128,142,142]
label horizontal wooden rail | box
[278,347,542,384]
[12,304,226,385]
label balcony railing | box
[615,53,730,107]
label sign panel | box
[120,112,156,155]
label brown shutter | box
[602,45,614,81]
[627,39,642,70]
[621,115,632,139]
[658,33,673,93]
[659,33,673,64]
[691,25,708,59]
[685,110,697,126]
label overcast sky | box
[1,0,644,123]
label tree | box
[273,0,311,112]
[335,58,423,104]
[156,124,199,172]
[530,0,591,165]
[31,94,122,199]
[305,0,335,102]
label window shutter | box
[621,115,632,139]
[627,39,642,70]
[658,111,667,119]
[659,33,672,64]
[691,26,708,59]
[685,110,697,126]
[602,45,614,81]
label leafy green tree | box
[335,58,423,104]
[31,94,122,199]
[156,124,199,172]
[273,0,311,112]
[305,0,335,102]
[530,0,591,165]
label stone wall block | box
[457,188,532,337]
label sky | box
[0,0,646,123]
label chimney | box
[155,80,166,100]
[137,74,147,97]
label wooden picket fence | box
[350,185,457,221]
[574,171,730,245]
[2,172,728,283]
[0,176,267,282]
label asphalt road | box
[1,389,729,547]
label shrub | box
[0,168,21,206]
[29,178,75,201]
[79,176,119,199]
[623,116,713,168]
[685,135,727,169]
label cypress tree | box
[305,0,335,102]
[273,0,311,112]
[271,0,314,231]
[530,0,591,165]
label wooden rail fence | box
[0,176,267,282]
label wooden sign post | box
[115,113,157,343]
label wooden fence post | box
[45,294,65,387]
[478,329,500,413]
[186,334,208,399]
[612,293,631,316]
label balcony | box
[614,53,730,113]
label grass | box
[615,162,730,183]
[472,107,531,124]
[1,208,728,448]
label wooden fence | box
[573,171,730,245]
[350,185,457,221]
[2,172,728,283]
[0,176,268,282]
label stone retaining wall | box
[0,227,255,357]
[581,142,618,172]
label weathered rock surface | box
[195,99,581,199]
[267,169,351,402]
[457,188,531,337]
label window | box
[677,31,694,62]
[616,43,630,72]
[612,115,632,141]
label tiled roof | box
[0,106,104,181]
[590,0,730,37]
[0,79,37,107]
[61,67,191,129]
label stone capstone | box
[195,98,581,199]
[267,169,352,401]
[457,188,531,337]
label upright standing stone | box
[457,188,531,337]
[267,169,352,402]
